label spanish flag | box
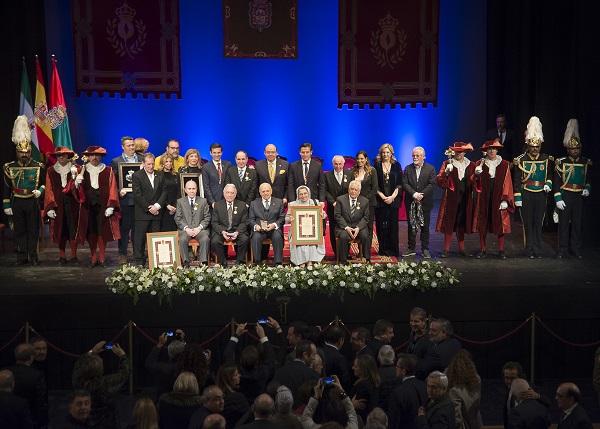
[49,56,73,150]
[34,56,54,156]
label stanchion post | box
[530,313,536,386]
[25,321,30,343]
[128,321,134,395]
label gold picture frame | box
[179,173,204,198]
[289,205,323,246]
[146,231,181,269]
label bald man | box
[238,394,278,429]
[255,144,289,201]
[556,382,592,429]
[507,378,550,429]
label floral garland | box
[106,262,459,304]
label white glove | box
[499,201,508,210]
[445,163,454,173]
[105,207,114,217]
[515,200,522,207]
[582,189,590,197]
[475,165,483,175]
[543,184,551,193]
[4,208,13,216]
[70,166,78,177]
[555,200,566,211]
[47,210,57,219]
[32,189,42,198]
[75,175,84,186]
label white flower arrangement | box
[105,261,460,304]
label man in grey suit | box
[211,184,249,265]
[254,144,289,202]
[175,180,211,266]
[335,180,371,263]
[249,183,285,264]
[202,142,232,207]
[402,146,437,258]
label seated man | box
[210,184,249,265]
[174,180,211,266]
[249,183,285,265]
[334,179,371,263]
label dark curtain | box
[487,0,600,243]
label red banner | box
[223,0,297,58]
[338,0,439,107]
[72,0,181,97]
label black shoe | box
[30,257,40,266]
[422,249,432,259]
[574,253,583,260]
[498,251,507,260]
[69,257,79,264]
[402,249,416,257]
[556,252,566,259]
[475,251,486,259]
[459,250,467,257]
[183,260,190,268]
[440,251,448,258]
[97,260,106,268]
[59,257,67,265]
[15,259,29,266]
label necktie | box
[227,203,233,229]
[238,169,244,180]
[264,200,270,211]
[190,198,194,208]
[336,172,342,185]
[217,161,222,183]
[303,162,309,183]
[268,162,275,183]
[350,199,356,215]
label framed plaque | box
[289,206,323,245]
[179,173,204,198]
[118,162,142,192]
[146,231,181,269]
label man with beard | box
[3,115,45,265]
[44,146,81,264]
[75,146,121,267]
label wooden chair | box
[250,238,273,264]
[211,239,251,265]
[336,236,363,264]
[188,238,200,259]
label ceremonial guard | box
[553,119,591,259]
[471,139,514,259]
[436,142,475,257]
[3,115,45,265]
[75,146,121,267]
[513,116,553,258]
[44,146,81,264]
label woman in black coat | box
[350,354,380,424]
[351,150,379,249]
[216,364,250,429]
[158,371,203,429]
[158,154,179,232]
[374,143,403,256]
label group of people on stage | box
[2,114,591,267]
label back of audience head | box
[14,342,35,364]
[0,369,15,392]
[132,396,158,429]
[446,349,480,392]
[373,319,394,343]
[429,318,453,343]
[366,407,388,429]
[202,385,225,412]
[177,343,209,388]
[174,371,200,395]
[508,378,530,402]
[287,321,309,346]
[324,325,345,348]
[395,353,417,378]
[68,389,92,423]
[556,382,581,410]
[353,354,380,387]
[275,385,294,414]
[240,344,260,370]
[72,354,104,387]
[254,393,275,419]
[351,327,371,351]
[378,345,395,366]
[502,361,524,389]
[320,394,350,427]
[295,340,317,363]
[426,371,449,399]
[167,339,186,361]
[203,413,226,429]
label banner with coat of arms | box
[223,0,297,58]
[71,0,181,97]
[338,0,439,107]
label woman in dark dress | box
[158,372,203,429]
[351,150,379,248]
[179,148,203,174]
[216,364,250,429]
[158,154,179,232]
[374,143,403,256]
[350,354,380,424]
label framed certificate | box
[289,205,323,245]
[146,231,181,269]
[118,162,142,192]
[179,173,204,198]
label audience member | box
[350,354,380,423]
[127,396,158,429]
[188,385,226,429]
[506,378,550,429]
[145,330,186,400]
[555,382,592,429]
[203,413,226,429]
[272,385,303,429]
[406,307,434,379]
[388,354,426,429]
[377,345,396,383]
[158,371,203,429]
[273,340,319,405]
[237,393,278,428]
[285,321,310,362]
[365,407,388,429]
[593,347,600,407]
[425,318,462,372]
[30,338,48,379]
[416,371,456,429]
[367,320,394,358]
[216,364,249,428]
[300,376,358,429]
[177,343,211,391]
[0,369,34,428]
[58,389,92,428]
[350,327,373,359]
[311,353,325,377]
[321,325,351,390]
[446,349,482,429]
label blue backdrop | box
[45,0,486,169]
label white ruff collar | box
[53,162,72,187]
[484,156,502,179]
[85,163,105,189]
[451,157,471,180]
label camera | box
[166,331,174,337]
[104,342,113,350]
[257,318,269,325]
[322,376,335,385]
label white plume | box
[525,116,544,142]
[562,119,579,146]
[11,115,32,144]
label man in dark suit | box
[507,378,550,429]
[287,142,325,203]
[249,183,285,265]
[321,325,351,390]
[367,319,395,359]
[486,113,518,162]
[389,354,427,429]
[407,307,435,380]
[0,369,33,429]
[202,142,232,207]
[416,371,456,429]
[174,180,211,266]
[223,150,258,206]
[188,385,225,429]
[335,180,370,263]
[110,136,144,263]
[238,394,279,429]
[403,146,437,258]
[556,383,593,429]
[350,327,374,359]
[273,340,319,405]
[420,318,461,374]
[324,155,351,256]
[211,184,249,265]
[255,144,289,202]
[6,343,47,428]
[132,153,167,266]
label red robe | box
[435,159,475,234]
[75,165,121,243]
[470,158,514,234]
[43,164,81,243]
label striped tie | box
[350,199,356,215]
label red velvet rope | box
[28,327,82,358]
[0,326,25,353]
[452,316,532,345]
[534,316,600,348]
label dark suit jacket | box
[273,360,319,405]
[416,395,456,429]
[6,363,47,426]
[111,153,144,206]
[254,159,289,200]
[486,128,518,160]
[248,197,285,231]
[334,195,370,233]
[403,163,437,211]
[132,169,167,220]
[287,159,325,203]
[389,377,427,429]
[224,167,258,205]
[211,199,248,235]
[238,420,282,429]
[507,399,550,429]
[202,160,232,205]
[324,170,351,210]
[320,343,351,390]
[0,391,33,429]
[557,404,593,429]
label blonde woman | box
[158,154,179,231]
[158,372,203,429]
[179,148,203,174]
[129,397,159,429]
[374,143,403,257]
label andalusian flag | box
[19,59,41,161]
[49,56,73,150]
[34,56,54,155]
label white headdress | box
[562,118,580,148]
[11,115,32,151]
[525,116,544,147]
